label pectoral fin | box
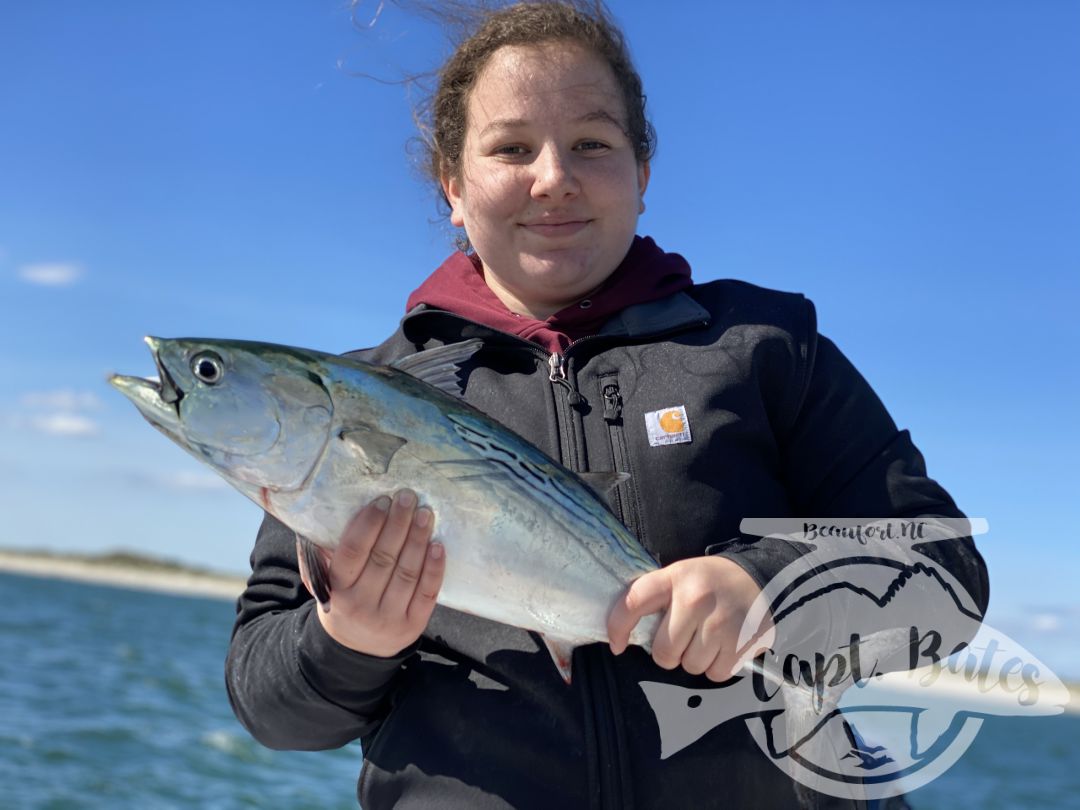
[338,427,407,474]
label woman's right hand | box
[297,489,446,657]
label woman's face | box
[442,41,650,319]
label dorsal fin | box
[576,471,631,496]
[390,339,484,396]
[576,470,631,512]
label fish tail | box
[298,534,332,604]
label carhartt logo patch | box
[645,405,692,446]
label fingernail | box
[415,507,432,528]
[373,496,391,512]
[395,489,416,508]
[429,542,444,560]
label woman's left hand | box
[607,555,772,682]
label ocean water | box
[0,573,360,809]
[2,571,1078,809]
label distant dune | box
[0,547,246,601]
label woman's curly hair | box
[416,1,656,204]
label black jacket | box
[226,280,989,809]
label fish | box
[109,336,660,681]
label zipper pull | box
[548,353,585,406]
[602,382,623,422]
[548,353,566,383]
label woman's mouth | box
[520,220,590,238]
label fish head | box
[109,337,334,491]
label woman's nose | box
[530,145,580,200]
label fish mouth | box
[108,336,184,436]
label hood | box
[405,236,693,353]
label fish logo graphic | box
[640,518,1071,802]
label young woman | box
[226,4,988,808]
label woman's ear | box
[441,171,466,228]
[638,161,651,214]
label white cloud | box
[30,413,100,437]
[18,262,83,287]
[9,388,104,439]
[20,390,102,411]
[1025,606,1080,635]
[1031,613,1063,633]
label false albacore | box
[110,336,660,680]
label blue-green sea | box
[2,571,1078,809]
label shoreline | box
[2,550,1079,713]
[0,550,246,601]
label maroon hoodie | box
[405,236,693,354]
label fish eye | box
[190,351,225,385]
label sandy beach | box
[0,550,246,601]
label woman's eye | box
[576,140,609,152]
[190,352,225,385]
[493,144,527,156]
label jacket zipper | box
[547,333,618,406]
[597,379,641,808]
[600,378,643,542]
[548,353,585,406]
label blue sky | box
[1,2,1077,676]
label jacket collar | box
[400,290,711,350]
[595,291,710,339]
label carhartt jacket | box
[226,279,989,810]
